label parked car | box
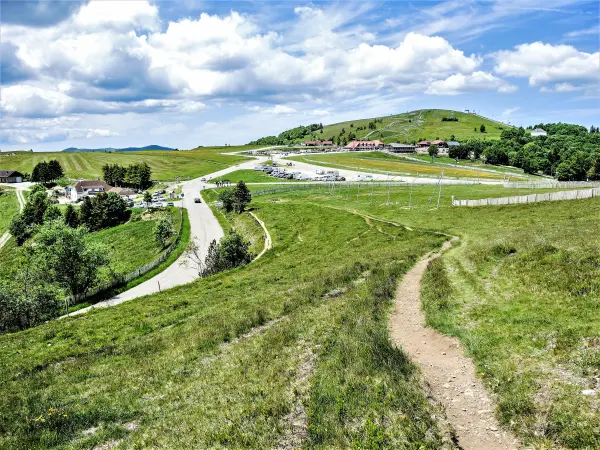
[194,198,202,203]
[166,202,174,206]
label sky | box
[0,0,598,152]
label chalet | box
[302,140,334,146]
[531,128,547,137]
[109,187,136,198]
[71,179,112,201]
[417,140,431,148]
[345,140,385,150]
[387,143,416,153]
[0,170,24,183]
[431,140,447,148]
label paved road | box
[67,157,263,316]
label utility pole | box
[436,170,444,209]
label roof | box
[389,143,416,148]
[74,179,112,192]
[532,128,547,133]
[109,187,136,196]
[345,140,385,148]
[447,141,460,146]
[417,140,431,145]
[431,140,446,145]
[0,170,23,178]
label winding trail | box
[389,242,519,450]
[0,186,27,251]
[249,211,272,260]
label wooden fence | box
[71,208,184,304]
[452,187,600,207]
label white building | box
[531,128,547,137]
[71,179,112,201]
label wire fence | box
[452,187,600,207]
[503,181,600,189]
[71,208,184,304]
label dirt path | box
[390,242,519,450]
[249,211,272,260]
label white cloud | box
[426,71,516,95]
[85,129,119,139]
[500,107,520,119]
[565,26,600,38]
[494,42,600,87]
[311,109,330,116]
[1,3,487,119]
[73,0,159,31]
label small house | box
[71,179,112,201]
[344,140,385,150]
[531,128,547,137]
[0,170,24,183]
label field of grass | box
[288,151,517,180]
[0,188,19,235]
[0,192,452,449]
[253,183,600,448]
[213,169,302,184]
[318,109,507,144]
[407,153,535,178]
[0,146,254,182]
[1,180,597,448]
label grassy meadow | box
[252,183,600,448]
[319,109,507,143]
[0,147,253,182]
[288,151,523,180]
[0,193,452,449]
[0,188,19,235]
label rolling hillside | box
[0,147,252,182]
[251,109,511,145]
[62,145,174,152]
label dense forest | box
[450,123,600,180]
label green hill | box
[250,109,511,145]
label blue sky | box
[0,0,598,151]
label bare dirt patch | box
[389,241,520,450]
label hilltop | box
[62,145,174,152]
[249,109,512,145]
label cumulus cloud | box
[494,42,600,87]
[1,2,489,119]
[426,71,517,95]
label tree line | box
[447,123,600,180]
[10,185,129,245]
[102,162,152,189]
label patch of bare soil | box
[275,342,318,450]
[389,241,520,450]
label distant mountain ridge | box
[62,145,174,153]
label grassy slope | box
[318,109,507,144]
[0,197,448,449]
[288,151,517,180]
[0,146,254,182]
[0,188,19,235]
[267,183,600,448]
